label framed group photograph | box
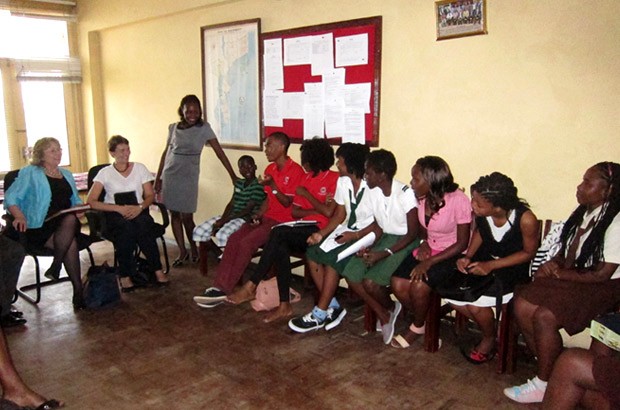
[201,19,262,150]
[435,0,487,41]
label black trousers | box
[104,211,162,277]
[249,225,318,302]
[0,236,25,316]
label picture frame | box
[201,18,262,150]
[435,0,487,41]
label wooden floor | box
[5,240,538,409]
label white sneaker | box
[381,300,402,344]
[503,379,546,403]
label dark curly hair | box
[560,161,620,271]
[177,94,204,127]
[366,149,397,179]
[300,138,334,175]
[415,156,459,213]
[336,143,370,179]
[471,172,529,211]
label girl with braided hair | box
[505,161,620,404]
[443,172,539,363]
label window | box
[0,8,82,173]
[0,73,9,169]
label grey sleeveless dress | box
[161,122,216,213]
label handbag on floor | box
[251,277,301,312]
[84,262,121,308]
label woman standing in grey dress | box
[155,94,238,266]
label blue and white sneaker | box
[288,312,325,333]
[324,306,347,331]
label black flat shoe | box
[1,314,27,328]
[9,307,23,317]
[72,296,86,311]
[44,268,61,281]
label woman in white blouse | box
[87,136,169,291]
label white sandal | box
[390,334,410,348]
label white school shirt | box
[333,177,374,231]
[366,179,418,235]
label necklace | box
[113,162,129,173]
[44,167,62,178]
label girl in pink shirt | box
[390,156,472,348]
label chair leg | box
[17,255,70,305]
[496,302,512,374]
[424,291,442,352]
[504,302,519,374]
[160,237,169,274]
[198,241,209,277]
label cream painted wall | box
[77,0,620,223]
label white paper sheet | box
[344,82,371,114]
[303,82,324,139]
[263,90,283,127]
[311,33,334,76]
[284,36,312,66]
[337,231,376,262]
[319,225,351,253]
[263,38,284,91]
[343,106,365,143]
[335,33,369,67]
[282,92,304,119]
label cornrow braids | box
[471,172,529,212]
[560,162,620,271]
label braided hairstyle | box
[415,156,459,213]
[560,161,620,271]
[471,172,529,212]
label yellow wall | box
[76,0,620,222]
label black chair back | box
[87,163,109,201]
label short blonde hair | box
[31,137,60,166]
